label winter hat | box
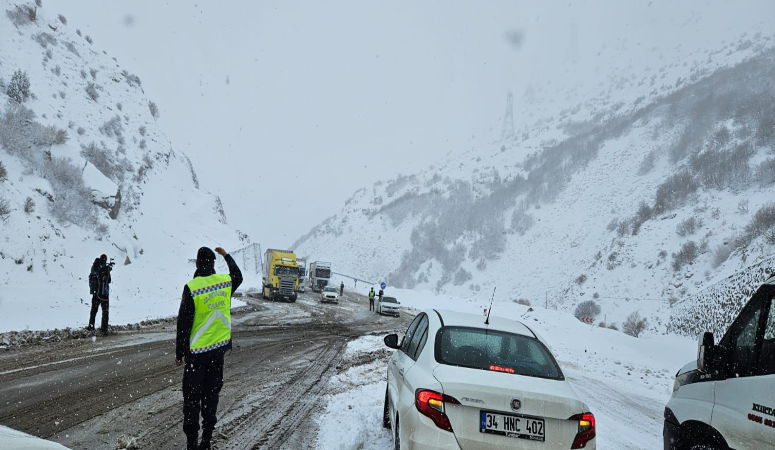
[100,254,107,261]
[197,247,216,266]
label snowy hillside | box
[0,3,250,333]
[294,37,775,336]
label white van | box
[664,275,775,450]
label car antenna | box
[485,287,496,325]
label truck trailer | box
[262,248,299,302]
[296,257,307,293]
[309,261,332,293]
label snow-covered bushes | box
[676,216,703,237]
[672,240,699,271]
[510,203,534,235]
[5,4,36,27]
[33,32,56,48]
[80,142,133,183]
[23,197,34,213]
[57,14,66,25]
[36,125,67,146]
[734,202,775,248]
[98,115,123,138]
[0,196,11,221]
[712,243,734,269]
[6,70,31,104]
[623,312,648,337]
[574,300,601,320]
[1,104,38,155]
[43,156,98,226]
[121,70,142,88]
[0,161,7,181]
[453,268,472,286]
[148,100,159,120]
[85,83,99,101]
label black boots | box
[200,429,213,450]
[186,433,199,450]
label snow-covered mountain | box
[294,32,775,335]
[0,3,250,333]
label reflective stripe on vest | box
[187,273,232,354]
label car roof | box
[431,309,536,338]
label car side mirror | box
[384,333,400,350]
[697,332,715,373]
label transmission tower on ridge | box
[500,90,515,141]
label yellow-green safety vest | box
[187,273,233,354]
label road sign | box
[580,317,595,324]
[380,282,386,290]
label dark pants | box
[88,295,109,331]
[369,299,375,311]
[183,350,225,436]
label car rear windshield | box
[382,297,398,303]
[435,327,564,380]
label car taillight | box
[489,364,515,374]
[415,389,459,432]
[569,412,596,449]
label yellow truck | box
[262,248,300,302]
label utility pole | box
[545,291,548,309]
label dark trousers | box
[88,295,109,331]
[369,299,374,311]
[183,351,225,435]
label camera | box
[106,258,115,270]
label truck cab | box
[262,249,299,302]
[309,261,331,293]
[665,275,775,450]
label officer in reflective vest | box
[176,246,242,450]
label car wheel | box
[383,387,391,429]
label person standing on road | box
[378,288,384,302]
[176,246,243,450]
[369,287,376,311]
[340,281,344,296]
[87,254,112,335]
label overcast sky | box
[54,0,775,250]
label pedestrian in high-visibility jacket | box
[369,287,376,311]
[176,247,242,450]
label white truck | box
[664,275,775,450]
[296,257,307,294]
[309,261,331,293]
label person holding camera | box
[88,254,113,335]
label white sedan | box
[383,309,595,450]
[378,296,401,317]
[321,286,339,303]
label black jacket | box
[176,254,243,361]
[91,259,112,300]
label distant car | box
[383,309,595,450]
[321,286,339,304]
[664,275,775,450]
[377,296,401,317]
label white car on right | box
[383,309,595,450]
[664,275,775,450]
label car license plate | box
[480,411,545,441]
